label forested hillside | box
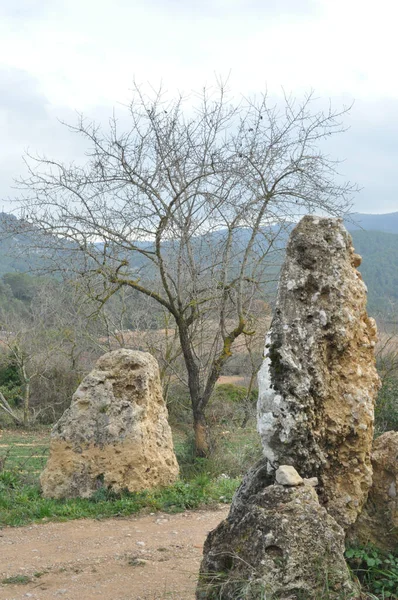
[345,212,398,234]
[352,230,398,318]
[1,212,398,320]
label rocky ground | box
[0,506,228,600]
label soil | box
[0,506,229,600]
[216,376,246,386]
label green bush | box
[346,545,398,598]
[207,383,257,428]
[0,353,23,408]
[2,575,32,585]
[167,382,258,425]
[175,427,262,481]
[166,383,192,425]
[210,383,257,405]
[0,469,20,490]
[375,375,398,436]
[0,356,22,389]
[169,382,261,481]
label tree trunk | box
[177,316,247,456]
[241,370,257,428]
[21,363,30,427]
[176,318,211,456]
[193,407,210,457]
[23,379,30,427]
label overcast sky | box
[1,0,397,213]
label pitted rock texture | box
[348,431,398,551]
[257,215,380,528]
[197,460,359,600]
[40,349,179,498]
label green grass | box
[0,426,243,528]
[1,575,32,585]
[0,428,50,474]
[0,470,239,527]
[0,384,261,528]
[374,375,398,436]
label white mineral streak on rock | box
[257,216,380,529]
[257,335,277,466]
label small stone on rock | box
[275,465,303,487]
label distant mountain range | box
[344,212,398,234]
[341,213,398,317]
[1,211,398,319]
[350,230,398,318]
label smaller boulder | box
[275,465,303,487]
[348,431,398,552]
[197,460,359,600]
[40,349,179,498]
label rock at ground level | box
[197,460,360,600]
[348,431,398,552]
[40,349,179,498]
[257,215,380,529]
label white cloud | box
[0,0,397,212]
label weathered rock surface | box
[197,460,359,600]
[41,349,179,498]
[257,215,380,528]
[348,431,398,551]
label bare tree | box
[14,83,356,454]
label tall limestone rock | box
[197,216,377,599]
[257,215,380,528]
[41,349,179,498]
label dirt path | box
[0,506,229,600]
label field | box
[2,428,398,598]
[2,375,398,598]
[0,402,261,528]
[0,428,236,600]
[0,428,50,476]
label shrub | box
[207,383,257,427]
[29,365,80,424]
[346,545,398,598]
[166,383,192,426]
[375,375,398,435]
[2,575,32,585]
[0,469,20,490]
[0,352,23,409]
